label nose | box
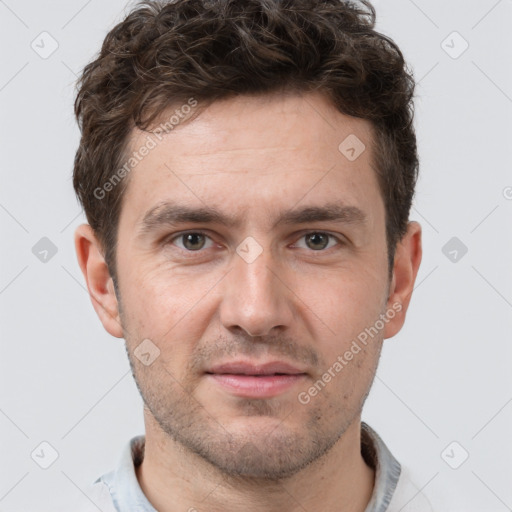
[218,241,295,338]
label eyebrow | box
[138,200,368,236]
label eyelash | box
[165,230,344,257]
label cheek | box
[299,282,387,399]
[121,261,206,318]
[119,264,225,357]
[297,349,377,423]
[304,268,387,344]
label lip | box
[207,360,307,375]
[205,360,307,398]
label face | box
[94,92,406,479]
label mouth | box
[205,360,308,398]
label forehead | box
[119,91,383,231]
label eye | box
[166,230,343,255]
[293,231,343,252]
[169,231,215,252]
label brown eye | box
[170,232,214,252]
[305,233,330,250]
[295,232,341,252]
[294,231,345,253]
[181,233,206,251]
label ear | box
[383,221,422,339]
[74,223,124,338]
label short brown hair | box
[73,0,418,284]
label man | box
[70,0,430,510]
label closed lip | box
[205,360,307,376]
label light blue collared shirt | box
[88,421,432,512]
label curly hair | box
[73,0,418,283]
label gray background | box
[1,0,511,510]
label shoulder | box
[54,479,118,512]
[387,464,435,512]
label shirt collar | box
[100,421,401,511]
[99,435,156,511]
[361,421,402,512]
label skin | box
[75,91,422,512]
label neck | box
[135,413,375,512]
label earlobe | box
[383,221,422,339]
[74,224,124,338]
